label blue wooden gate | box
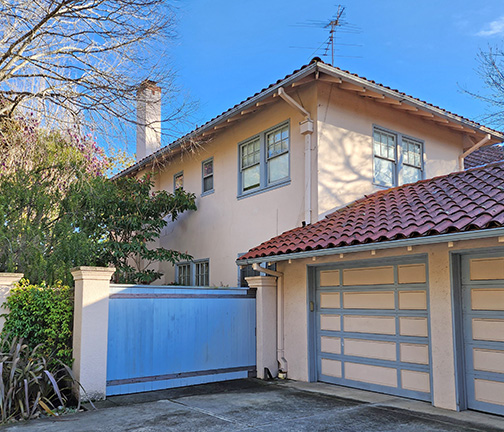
[106,285,256,396]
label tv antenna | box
[290,5,361,65]
[326,5,345,66]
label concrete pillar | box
[0,273,23,331]
[428,245,457,410]
[246,276,278,379]
[71,266,115,401]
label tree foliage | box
[0,115,197,285]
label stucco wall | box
[148,83,318,286]
[316,82,466,216]
[276,236,504,410]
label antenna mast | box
[326,5,345,66]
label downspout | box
[277,87,314,225]
[459,134,491,170]
[252,263,288,376]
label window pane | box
[267,126,289,158]
[374,157,395,187]
[268,153,288,183]
[203,176,213,192]
[203,160,213,176]
[174,173,183,190]
[195,261,209,286]
[243,165,260,191]
[403,139,422,168]
[241,139,260,169]
[177,264,190,285]
[401,165,422,185]
[373,130,396,160]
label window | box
[202,158,214,194]
[174,171,183,190]
[195,261,209,286]
[176,263,191,285]
[373,127,423,187]
[176,260,210,286]
[239,122,290,196]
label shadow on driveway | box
[2,379,503,431]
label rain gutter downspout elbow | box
[277,87,314,225]
[252,263,288,376]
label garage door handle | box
[310,301,314,312]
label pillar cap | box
[71,266,116,281]
[245,276,277,289]
[0,273,24,286]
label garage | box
[460,252,504,415]
[314,258,432,401]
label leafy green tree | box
[75,175,197,284]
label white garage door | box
[462,253,504,415]
[315,258,431,401]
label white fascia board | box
[236,227,504,266]
[317,63,504,142]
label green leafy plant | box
[1,280,73,367]
[0,336,84,423]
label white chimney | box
[136,80,161,161]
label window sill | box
[237,179,291,200]
[201,189,214,197]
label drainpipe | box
[252,263,288,376]
[277,87,314,225]
[459,134,491,170]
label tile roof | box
[239,163,504,261]
[465,144,504,169]
[116,58,503,178]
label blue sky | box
[161,0,504,145]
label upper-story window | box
[174,171,184,190]
[176,259,210,286]
[373,127,423,187]
[202,158,214,195]
[239,122,290,196]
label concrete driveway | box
[2,379,504,431]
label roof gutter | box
[236,227,504,266]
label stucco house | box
[117,58,503,289]
[239,162,504,416]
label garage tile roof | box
[465,144,504,169]
[239,162,504,261]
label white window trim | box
[372,125,424,188]
[237,121,291,198]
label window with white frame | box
[174,171,183,190]
[176,260,210,286]
[202,158,214,194]
[239,123,290,195]
[373,127,423,187]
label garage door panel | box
[471,318,504,342]
[320,314,341,331]
[400,343,429,365]
[399,317,428,337]
[344,315,396,334]
[343,291,395,309]
[473,349,504,374]
[344,362,398,387]
[471,289,504,311]
[344,338,396,361]
[398,291,427,310]
[469,257,504,281]
[316,259,431,402]
[401,370,430,393]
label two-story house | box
[116,58,503,288]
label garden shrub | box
[1,279,73,367]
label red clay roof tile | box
[239,163,504,261]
